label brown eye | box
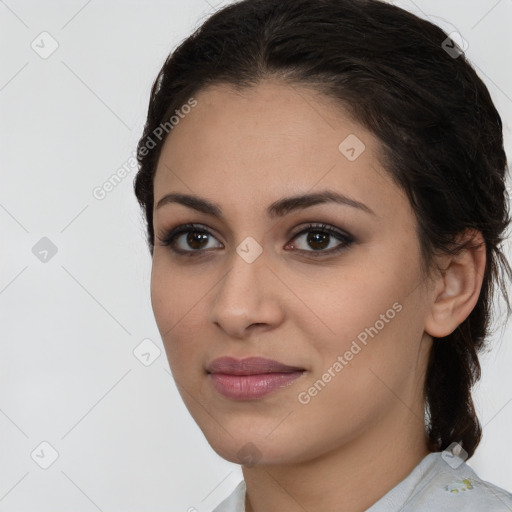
[157,222,354,258]
[288,223,354,256]
[157,223,222,255]
[306,230,331,250]
[185,231,210,250]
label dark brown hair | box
[134,0,511,458]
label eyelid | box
[156,222,354,257]
[157,223,223,254]
[288,222,351,241]
[286,223,354,256]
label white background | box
[1,0,511,510]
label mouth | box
[206,356,306,400]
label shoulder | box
[211,454,512,512]
[399,452,512,512]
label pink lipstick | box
[207,356,305,400]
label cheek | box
[295,255,425,399]
[150,254,203,329]
[150,264,178,336]
[150,262,190,357]
[150,260,212,375]
[300,287,408,393]
[291,303,423,444]
[296,265,404,354]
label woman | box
[133,0,512,510]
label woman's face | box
[151,80,433,465]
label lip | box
[207,357,305,400]
[207,356,304,375]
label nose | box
[208,246,285,339]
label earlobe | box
[424,229,486,338]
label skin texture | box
[150,80,486,512]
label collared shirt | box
[212,452,512,511]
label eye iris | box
[307,230,329,250]
[187,231,209,249]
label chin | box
[203,431,287,466]
[207,428,323,468]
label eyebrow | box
[155,190,375,218]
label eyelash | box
[157,222,354,259]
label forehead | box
[157,80,369,162]
[153,80,402,218]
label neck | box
[242,407,431,512]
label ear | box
[424,229,486,338]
